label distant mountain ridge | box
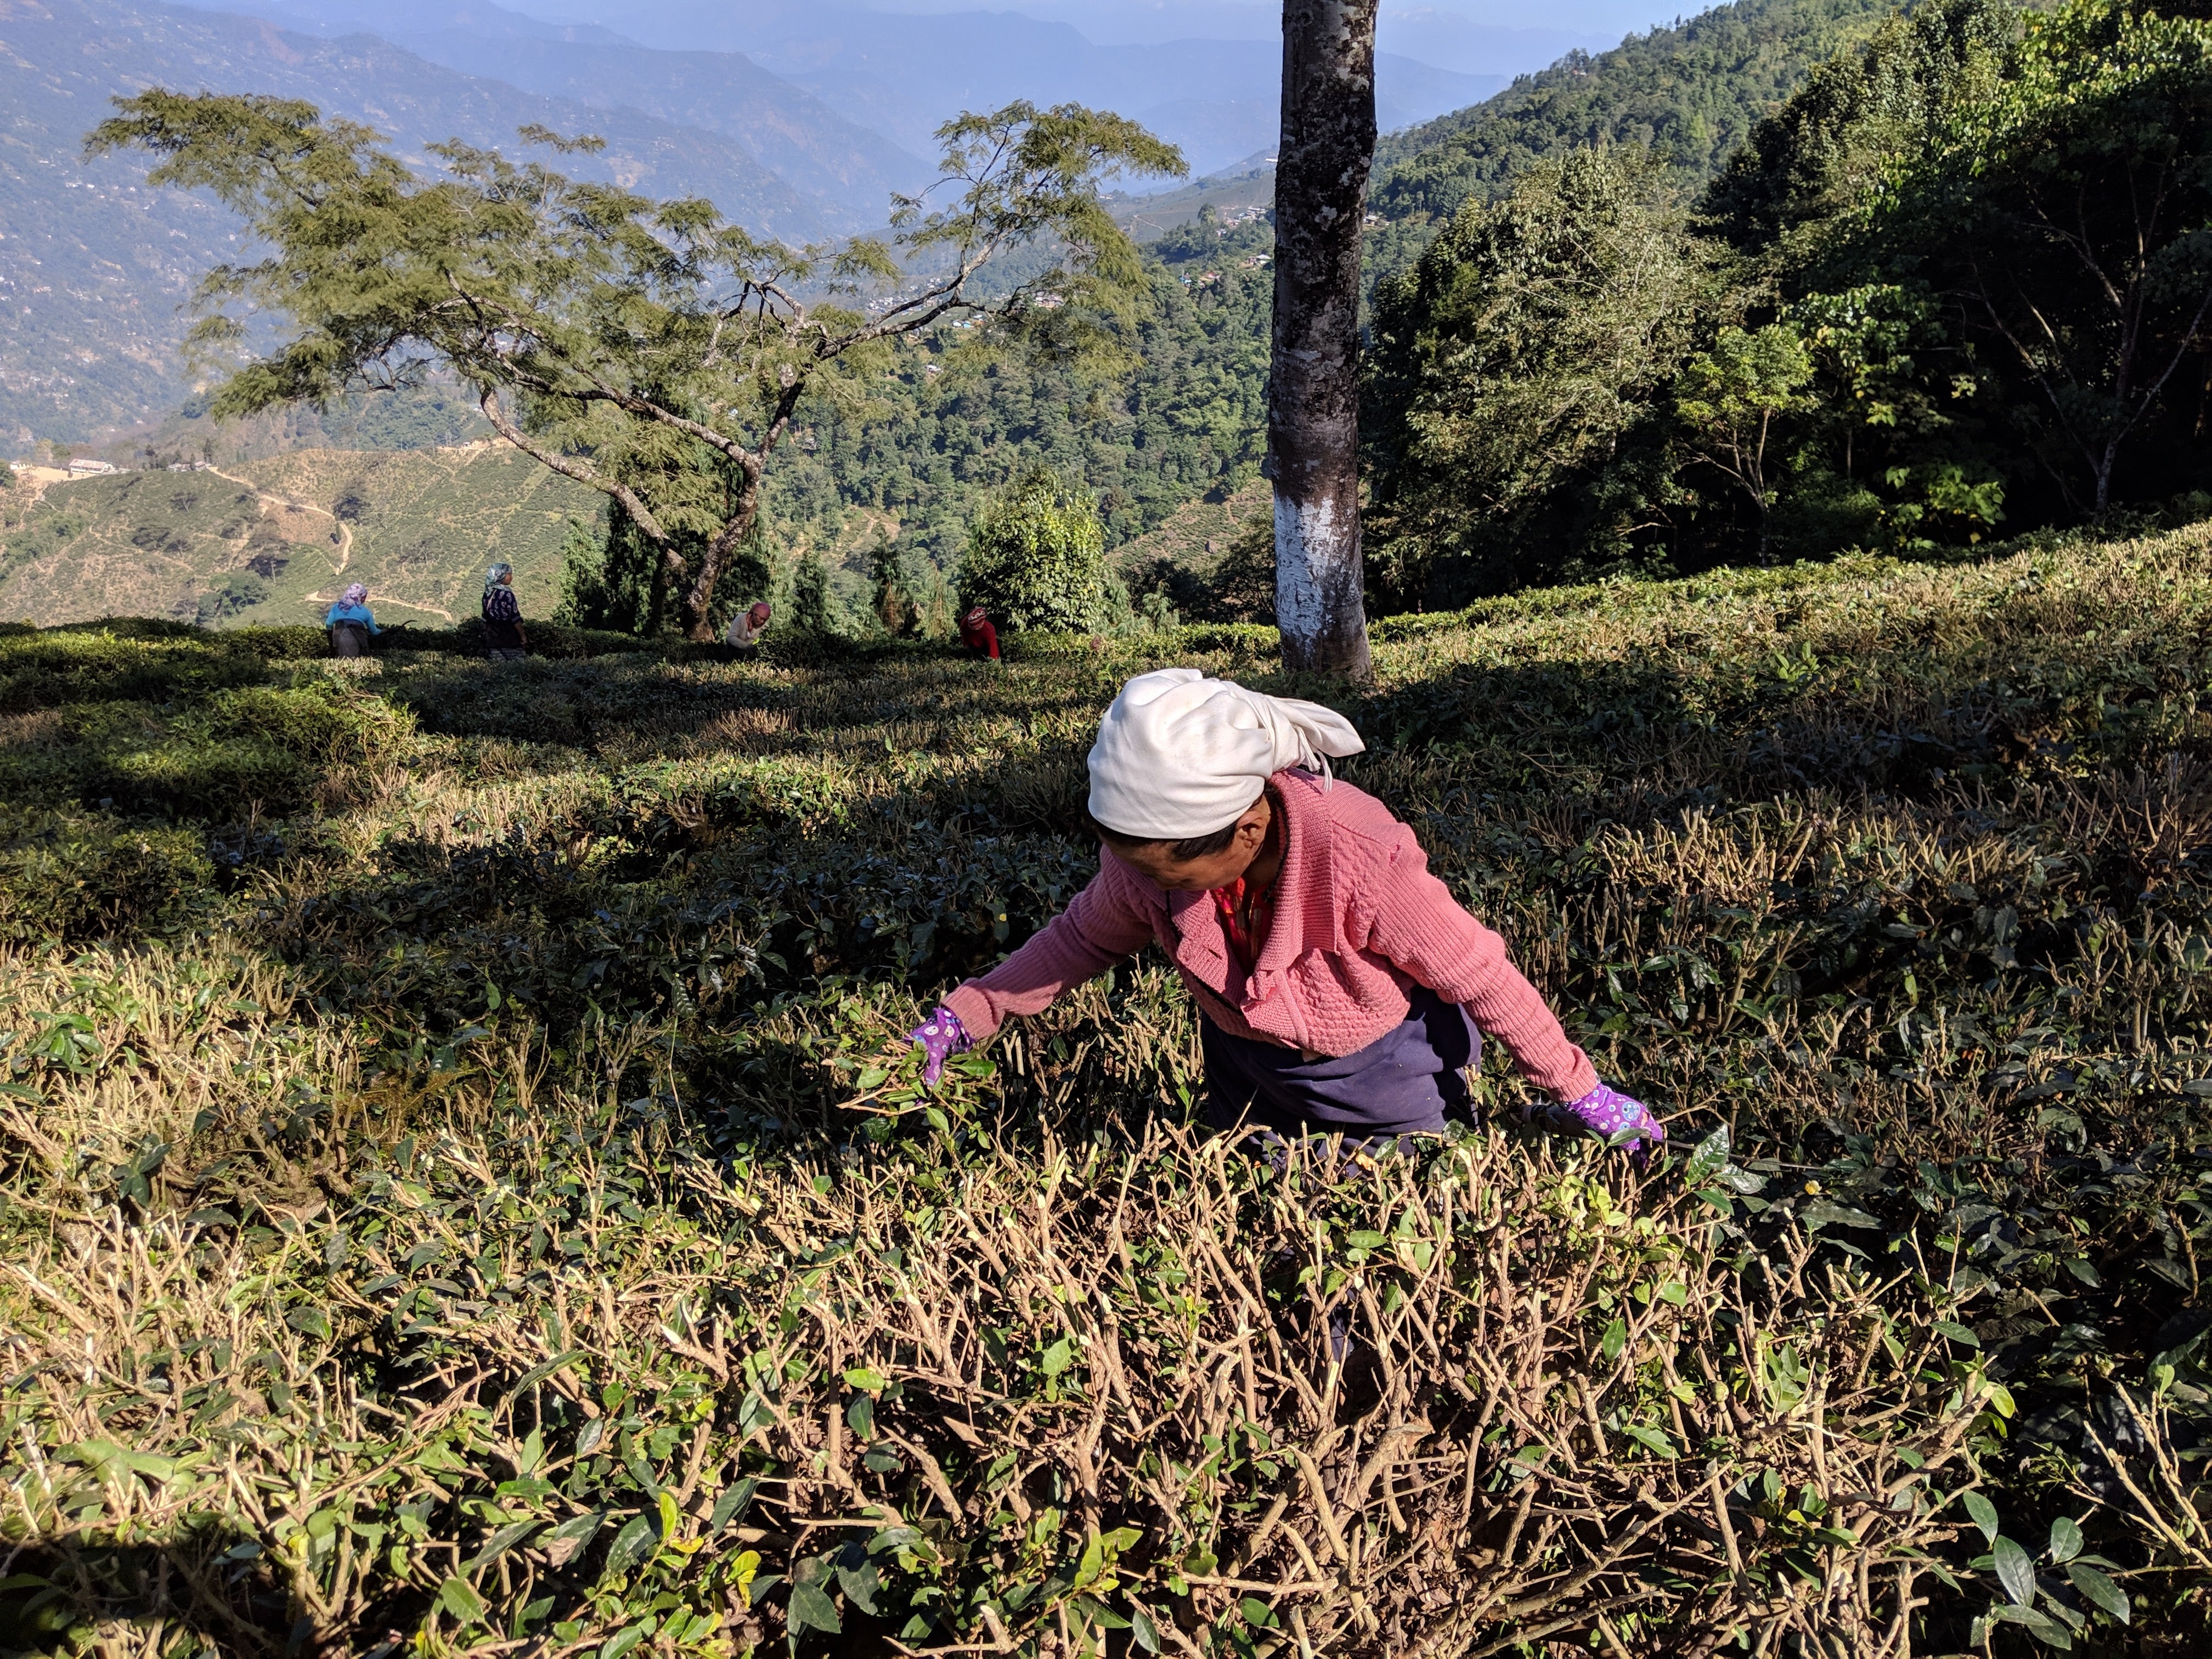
[0,0,890,444]
[222,0,1513,177]
[165,0,938,219]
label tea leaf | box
[1684,1125,1732,1183]
[1993,1534,2038,1609]
[2047,1516,2083,1564]
[1130,1604,1163,1654]
[1963,1492,2000,1545]
[788,1580,842,1635]
[438,1577,488,1624]
[542,1511,604,1568]
[2066,1562,2129,1623]
[461,1519,540,1572]
[600,1516,654,1581]
[838,1559,882,1615]
[709,1479,759,1534]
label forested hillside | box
[584,0,1931,624]
[1363,0,2212,610]
[765,217,1276,575]
[187,2,935,223]
[1363,0,1904,283]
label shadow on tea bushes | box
[0,679,414,819]
[0,622,278,713]
[0,805,216,945]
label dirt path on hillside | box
[208,467,355,575]
[206,467,460,617]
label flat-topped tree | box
[90,93,1183,641]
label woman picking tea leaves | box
[909,669,1662,1160]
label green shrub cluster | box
[0,806,214,944]
[958,469,1126,635]
[1365,0,2212,602]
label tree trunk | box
[678,462,765,642]
[1269,0,1378,681]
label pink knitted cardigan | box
[942,768,1599,1100]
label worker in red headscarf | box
[959,604,1000,661]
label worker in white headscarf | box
[905,668,1663,1160]
[481,563,526,661]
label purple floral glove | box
[909,1005,972,1085]
[1535,1082,1666,1169]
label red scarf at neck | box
[1210,811,1282,973]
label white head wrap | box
[1087,668,1365,839]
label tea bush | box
[0,806,215,944]
[0,624,279,712]
[0,678,414,820]
[3,530,2211,1656]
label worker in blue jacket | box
[323,583,380,658]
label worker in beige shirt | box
[725,601,771,657]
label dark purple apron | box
[1201,985,1481,1143]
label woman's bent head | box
[1094,793,1273,891]
[1086,668,1362,841]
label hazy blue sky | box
[510,1,1663,78]
[859,0,1667,53]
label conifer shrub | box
[958,467,1127,634]
[790,550,840,635]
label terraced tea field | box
[4,526,2211,1653]
[0,445,595,628]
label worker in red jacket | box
[959,604,1000,661]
